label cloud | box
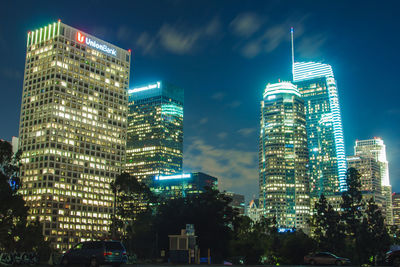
[386,109,400,116]
[158,24,202,54]
[217,132,228,139]
[136,32,158,55]
[136,17,221,55]
[263,25,288,53]
[227,100,241,108]
[90,26,110,39]
[242,41,261,58]
[1,68,22,80]
[211,92,225,100]
[238,128,256,137]
[116,25,133,41]
[236,15,309,58]
[230,13,263,38]
[199,117,208,125]
[183,138,258,192]
[296,33,328,59]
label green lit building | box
[18,21,131,250]
[293,62,347,197]
[151,172,217,199]
[126,81,183,184]
[259,81,310,230]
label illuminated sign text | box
[76,32,117,56]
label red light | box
[77,32,85,43]
[58,19,61,22]
[122,252,127,255]
[128,49,131,53]
[104,252,112,256]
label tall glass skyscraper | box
[354,138,393,224]
[126,81,183,184]
[259,81,310,230]
[18,21,130,250]
[293,62,347,197]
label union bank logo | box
[76,31,117,56]
[77,32,85,43]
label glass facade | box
[293,62,347,196]
[259,81,310,230]
[19,21,130,250]
[126,81,183,184]
[150,172,217,199]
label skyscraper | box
[18,21,130,249]
[293,62,347,197]
[259,81,310,230]
[355,138,393,224]
[126,81,183,183]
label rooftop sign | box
[128,81,161,94]
[155,173,191,181]
[76,32,117,56]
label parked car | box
[386,250,400,266]
[304,252,350,265]
[60,240,127,267]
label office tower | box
[259,81,310,230]
[347,155,384,208]
[151,172,218,199]
[392,193,400,227]
[18,21,130,250]
[355,138,393,224]
[126,81,183,183]
[293,62,347,197]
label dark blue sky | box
[1,0,399,201]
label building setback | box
[293,62,347,197]
[126,81,183,184]
[18,21,130,250]
[259,81,310,230]
[354,138,393,225]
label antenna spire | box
[291,27,295,80]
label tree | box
[340,168,365,263]
[110,172,156,239]
[310,194,345,253]
[153,187,238,263]
[0,140,49,257]
[358,198,391,264]
[229,216,269,264]
[279,230,316,264]
[341,168,364,236]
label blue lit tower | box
[293,61,347,196]
[126,81,184,184]
[259,81,310,230]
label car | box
[304,252,351,265]
[386,250,400,266]
[60,240,127,267]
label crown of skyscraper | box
[293,62,334,82]
[263,81,299,98]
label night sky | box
[1,0,399,202]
